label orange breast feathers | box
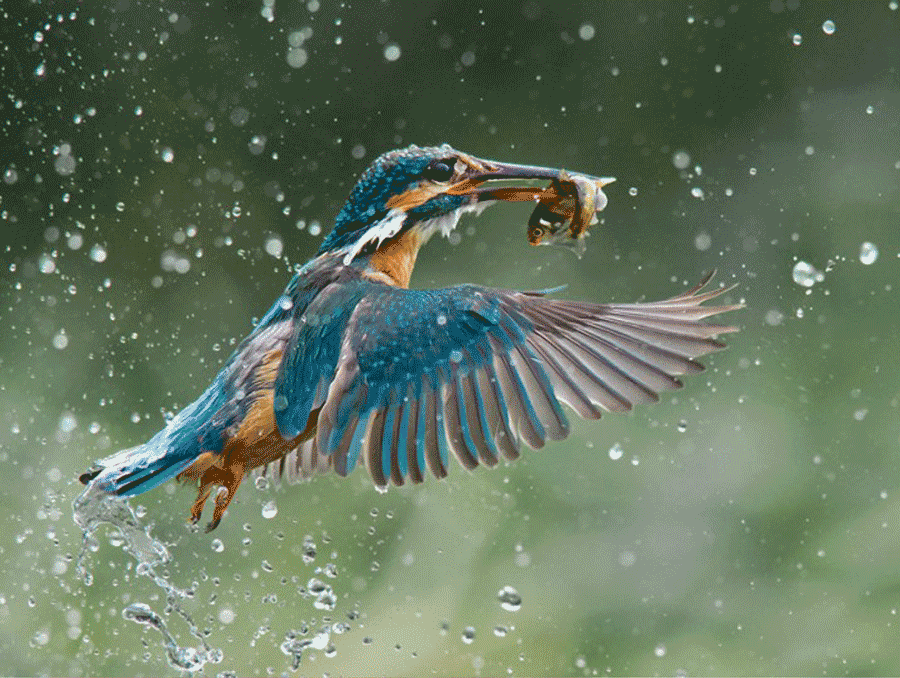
[178,350,296,481]
[227,349,316,468]
[178,349,318,530]
[368,228,424,288]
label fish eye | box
[423,159,455,182]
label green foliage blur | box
[1,0,899,675]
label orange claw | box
[206,462,245,532]
[185,463,246,532]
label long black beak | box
[481,159,615,182]
[447,158,615,203]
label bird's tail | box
[79,426,199,497]
[79,373,230,497]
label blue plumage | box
[87,372,231,496]
[79,143,741,531]
[272,279,369,437]
[319,145,453,254]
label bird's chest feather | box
[180,335,316,484]
[367,229,423,288]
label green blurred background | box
[2,0,899,675]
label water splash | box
[306,577,337,611]
[280,627,332,670]
[123,603,223,672]
[73,483,222,673]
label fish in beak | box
[445,157,616,253]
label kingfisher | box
[79,144,741,532]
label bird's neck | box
[364,229,423,288]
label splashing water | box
[281,627,332,670]
[72,483,222,673]
[122,603,223,672]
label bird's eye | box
[423,160,455,182]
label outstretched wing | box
[258,272,741,488]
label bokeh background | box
[2,0,899,675]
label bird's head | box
[318,144,615,265]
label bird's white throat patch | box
[341,208,407,265]
[414,200,494,244]
[341,201,495,265]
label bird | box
[79,144,742,532]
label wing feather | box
[260,273,741,489]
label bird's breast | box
[366,229,424,288]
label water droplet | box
[792,260,824,287]
[461,626,476,644]
[690,186,704,199]
[579,23,595,40]
[248,135,267,155]
[264,236,283,258]
[261,500,278,519]
[38,253,56,274]
[608,443,623,460]
[314,588,336,611]
[211,539,224,552]
[859,241,878,265]
[792,33,802,46]
[89,244,107,262]
[52,330,69,350]
[822,19,835,35]
[302,535,317,564]
[497,585,522,611]
[384,43,401,61]
[765,309,785,326]
[866,105,874,115]
[628,187,638,196]
[672,150,691,170]
[694,231,711,251]
[654,644,667,657]
[677,421,687,433]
